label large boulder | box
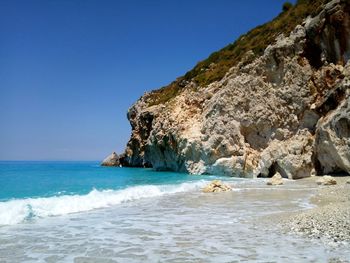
[315,93,350,174]
[101,152,120,167]
[259,129,315,179]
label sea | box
[0,161,349,262]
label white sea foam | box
[0,180,208,226]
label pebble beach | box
[281,176,350,247]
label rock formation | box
[202,180,232,193]
[267,173,284,186]
[316,175,337,185]
[108,0,350,179]
[315,94,350,174]
[101,152,120,167]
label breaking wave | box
[0,180,208,226]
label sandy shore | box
[280,176,350,246]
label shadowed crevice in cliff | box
[240,125,271,151]
[335,117,350,138]
[268,162,289,178]
[303,40,323,68]
[304,1,350,68]
[315,85,347,115]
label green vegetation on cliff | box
[145,0,330,106]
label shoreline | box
[279,176,350,246]
[1,167,350,262]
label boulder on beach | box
[267,172,283,186]
[101,152,120,167]
[202,180,232,193]
[316,175,337,186]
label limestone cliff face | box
[118,0,350,178]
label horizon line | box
[0,160,101,162]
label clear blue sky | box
[0,0,294,161]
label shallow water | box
[0,162,349,262]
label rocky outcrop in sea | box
[101,152,120,167]
[106,0,350,179]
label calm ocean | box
[0,161,348,262]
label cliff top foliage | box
[145,0,331,106]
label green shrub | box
[282,2,293,12]
[145,0,331,106]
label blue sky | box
[0,0,294,161]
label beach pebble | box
[267,172,283,186]
[316,175,337,186]
[282,180,350,246]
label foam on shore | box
[0,180,208,225]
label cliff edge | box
[110,0,350,179]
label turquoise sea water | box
[0,161,213,201]
[0,161,217,225]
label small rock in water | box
[316,175,337,186]
[267,172,283,185]
[101,152,120,167]
[202,180,232,193]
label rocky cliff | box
[113,0,350,178]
